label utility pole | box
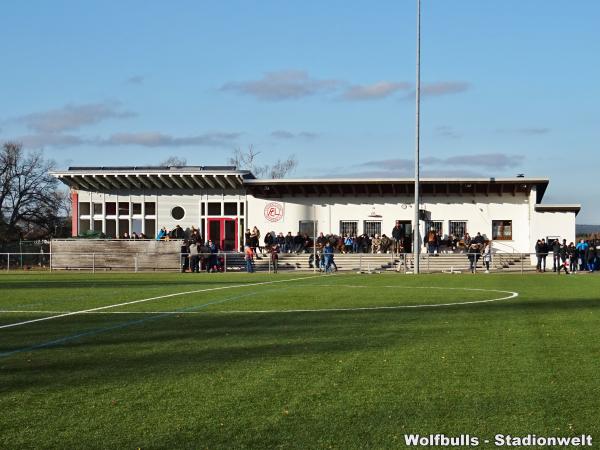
[412,0,422,273]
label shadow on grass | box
[2,294,600,392]
[0,311,407,391]
[0,278,275,291]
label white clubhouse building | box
[52,166,580,254]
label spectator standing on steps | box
[244,245,254,273]
[467,243,481,274]
[392,221,403,254]
[483,241,492,273]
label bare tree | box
[0,142,69,241]
[266,156,298,179]
[160,156,187,166]
[228,145,297,178]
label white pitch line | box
[220,285,519,313]
[0,274,322,330]
[0,285,519,316]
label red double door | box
[207,218,238,251]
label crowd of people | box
[535,238,599,274]
[151,222,599,276]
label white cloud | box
[125,75,145,85]
[14,101,135,133]
[340,81,411,101]
[221,70,343,101]
[99,131,242,148]
[271,130,318,140]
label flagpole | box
[412,0,421,274]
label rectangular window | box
[79,219,90,233]
[131,219,142,235]
[93,203,103,215]
[144,219,156,238]
[93,220,103,232]
[449,221,467,238]
[299,220,317,236]
[201,203,205,215]
[118,202,129,215]
[144,202,156,215]
[425,220,443,235]
[339,221,358,236]
[118,219,129,236]
[132,203,142,215]
[363,220,381,237]
[492,220,513,240]
[105,202,116,215]
[239,202,244,215]
[207,202,221,215]
[79,202,90,216]
[224,202,237,215]
[105,219,117,238]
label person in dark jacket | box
[392,221,403,254]
[551,239,561,272]
[207,240,218,272]
[467,243,481,273]
[535,239,543,272]
[284,232,294,254]
[587,243,597,273]
[540,238,549,272]
[293,232,304,253]
[557,241,570,275]
[316,232,328,249]
[276,232,285,252]
[180,240,190,272]
[323,242,334,273]
[568,242,578,273]
[171,225,185,239]
[264,231,274,252]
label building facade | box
[52,166,580,254]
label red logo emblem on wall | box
[264,202,284,222]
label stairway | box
[50,239,536,273]
[401,253,534,273]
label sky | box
[1,1,599,222]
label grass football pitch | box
[1,272,599,449]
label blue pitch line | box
[0,284,299,360]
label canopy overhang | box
[52,166,254,191]
[244,177,550,203]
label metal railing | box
[2,251,590,275]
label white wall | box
[532,211,577,245]
[76,189,246,239]
[76,188,577,254]
[247,194,534,252]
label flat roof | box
[51,166,551,203]
[52,167,254,191]
[245,177,550,203]
[535,204,581,215]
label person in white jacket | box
[483,241,492,273]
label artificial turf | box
[1,272,599,449]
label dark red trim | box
[71,191,78,237]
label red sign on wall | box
[264,202,284,222]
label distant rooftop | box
[67,165,239,171]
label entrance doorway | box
[207,218,238,251]
[396,220,413,252]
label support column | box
[71,190,78,237]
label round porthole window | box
[171,206,185,220]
